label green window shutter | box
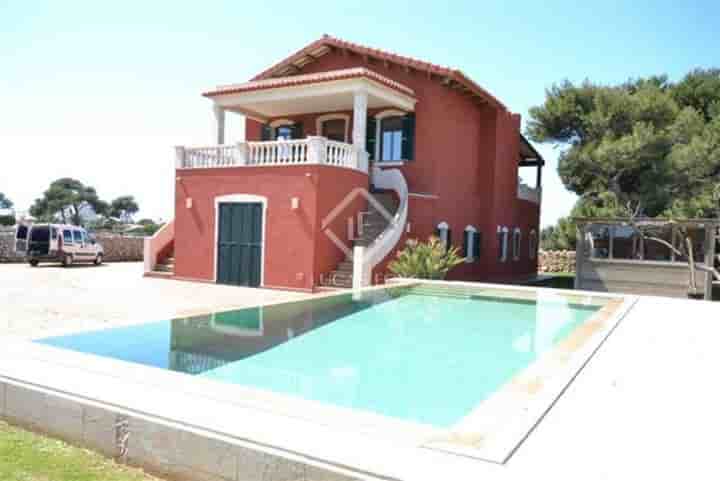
[474,232,482,258]
[401,113,415,161]
[366,116,377,160]
[261,124,272,141]
[463,230,470,257]
[446,228,452,251]
[291,122,304,139]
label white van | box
[15,223,104,267]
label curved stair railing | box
[143,219,175,274]
[353,167,409,289]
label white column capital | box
[174,146,186,169]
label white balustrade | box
[177,138,366,172]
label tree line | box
[0,178,161,235]
[529,68,720,250]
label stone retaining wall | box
[538,250,576,273]
[0,227,144,263]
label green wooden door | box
[217,202,263,287]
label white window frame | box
[529,229,537,259]
[315,113,350,142]
[498,226,509,262]
[513,227,522,261]
[464,225,478,263]
[213,194,268,287]
[437,221,450,247]
[374,109,408,165]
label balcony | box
[176,137,368,173]
[518,182,541,204]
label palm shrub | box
[388,236,465,280]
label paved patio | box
[0,262,309,339]
[2,262,720,478]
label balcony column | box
[213,104,226,145]
[352,90,369,172]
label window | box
[436,222,450,249]
[73,230,83,244]
[380,116,403,161]
[497,226,509,262]
[275,126,293,140]
[529,229,537,259]
[463,226,481,262]
[370,111,415,162]
[63,229,73,244]
[321,119,347,142]
[512,228,522,261]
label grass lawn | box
[0,421,158,481]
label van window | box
[30,226,50,242]
[73,230,83,243]
[63,229,73,244]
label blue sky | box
[1,1,718,225]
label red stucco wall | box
[174,165,367,291]
[232,48,540,284]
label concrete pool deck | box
[2,262,720,479]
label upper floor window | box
[368,111,415,162]
[321,118,347,142]
[261,120,303,141]
[275,125,293,140]
[381,116,403,161]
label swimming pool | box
[38,284,605,428]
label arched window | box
[529,229,537,259]
[316,114,350,142]
[463,225,481,262]
[513,228,522,261]
[436,221,450,250]
[497,226,509,262]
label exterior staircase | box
[153,254,175,276]
[321,191,398,288]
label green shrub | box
[0,215,16,226]
[388,236,465,280]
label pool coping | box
[0,280,637,479]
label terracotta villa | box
[145,35,545,291]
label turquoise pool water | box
[39,287,601,427]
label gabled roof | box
[250,34,507,110]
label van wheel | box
[94,254,103,266]
[29,260,39,267]
[62,254,73,267]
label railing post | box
[236,142,249,166]
[174,146,186,169]
[306,136,326,164]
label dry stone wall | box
[538,250,576,273]
[0,227,144,263]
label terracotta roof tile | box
[249,34,506,110]
[203,67,415,98]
